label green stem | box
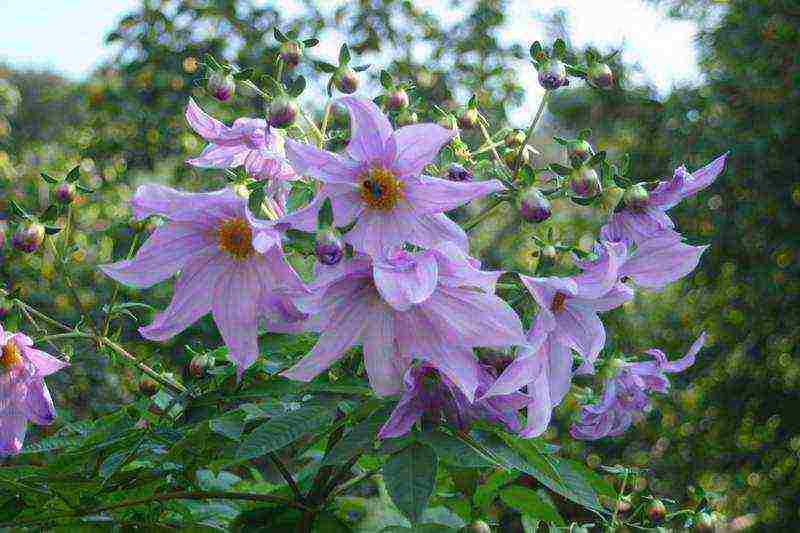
[319,101,332,148]
[462,198,507,232]
[511,90,550,176]
[102,232,140,336]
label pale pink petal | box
[572,241,626,299]
[336,96,393,163]
[547,339,573,407]
[481,340,546,399]
[519,275,578,311]
[419,345,482,402]
[519,362,552,438]
[24,380,56,425]
[130,184,241,222]
[185,97,252,143]
[23,348,68,377]
[373,250,438,311]
[187,144,249,168]
[408,212,469,252]
[554,303,605,361]
[403,175,505,215]
[570,283,634,312]
[211,263,261,377]
[621,233,708,290]
[344,209,406,257]
[389,124,456,177]
[378,394,423,439]
[285,139,363,184]
[362,305,405,396]
[680,153,728,200]
[432,241,502,293]
[0,414,27,455]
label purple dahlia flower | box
[603,153,728,245]
[0,325,69,455]
[100,184,309,377]
[280,96,504,256]
[282,241,526,400]
[378,362,528,439]
[570,333,705,440]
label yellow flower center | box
[359,167,404,211]
[1,341,22,370]
[217,217,255,260]
[551,292,567,314]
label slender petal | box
[285,139,363,184]
[336,96,393,163]
[24,348,69,377]
[130,184,240,221]
[390,124,456,177]
[403,175,505,215]
[24,380,56,425]
[362,305,405,396]
[621,233,708,290]
[373,250,438,311]
[211,263,261,377]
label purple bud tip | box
[518,187,552,223]
[268,96,298,128]
[537,59,568,90]
[569,166,602,198]
[446,163,473,182]
[55,182,76,204]
[208,71,236,102]
[623,183,649,209]
[12,222,45,254]
[279,41,302,67]
[567,140,593,166]
[457,108,479,130]
[385,89,409,111]
[335,69,359,94]
[589,63,614,89]
[315,228,344,266]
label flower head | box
[570,333,705,440]
[185,98,297,185]
[378,362,528,439]
[603,153,728,244]
[280,97,504,256]
[0,325,68,455]
[99,184,309,377]
[282,241,526,400]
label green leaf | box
[39,204,59,223]
[66,165,81,182]
[552,38,567,59]
[287,75,307,97]
[552,136,569,146]
[235,400,338,462]
[587,150,607,167]
[473,469,516,510]
[75,183,94,193]
[40,172,59,184]
[548,163,572,176]
[315,512,353,532]
[418,431,494,468]
[500,486,565,525]
[317,61,338,73]
[248,188,266,216]
[210,410,247,442]
[521,515,540,533]
[7,199,30,220]
[303,38,319,48]
[381,526,457,533]
[620,153,631,175]
[339,44,351,66]
[467,94,477,109]
[274,27,288,43]
[43,225,62,235]
[529,41,542,59]
[380,70,394,90]
[233,67,255,81]
[323,404,393,465]
[353,64,371,72]
[383,442,438,524]
[577,128,592,141]
[317,197,334,230]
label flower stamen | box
[217,218,255,260]
[551,292,567,314]
[359,166,403,210]
[1,341,22,370]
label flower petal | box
[23,347,68,377]
[362,305,406,396]
[185,98,259,144]
[390,124,456,177]
[621,231,707,290]
[187,144,249,168]
[432,240,502,293]
[403,175,505,215]
[520,362,552,438]
[378,393,423,439]
[572,241,626,299]
[336,96,393,163]
[0,414,27,455]
[373,250,438,311]
[211,263,261,378]
[679,153,728,200]
[285,139,362,184]
[555,303,605,361]
[419,346,483,402]
[25,380,56,425]
[130,184,241,221]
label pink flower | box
[1,325,68,455]
[280,97,505,256]
[100,184,309,377]
[282,241,526,400]
[185,98,297,184]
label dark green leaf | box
[338,44,351,65]
[210,410,247,441]
[303,38,319,48]
[7,199,30,220]
[273,27,288,43]
[75,184,94,193]
[315,512,353,532]
[570,195,599,206]
[248,188,266,215]
[40,172,59,184]
[380,70,394,90]
[39,204,59,223]
[620,153,631,175]
[418,431,494,468]
[552,38,567,59]
[383,442,438,524]
[577,128,592,141]
[529,41,542,59]
[287,75,306,97]
[500,486,565,525]
[323,404,393,465]
[316,61,338,73]
[381,526,457,533]
[353,64,370,72]
[43,225,62,235]
[474,469,516,510]
[587,150,607,167]
[317,197,334,230]
[552,136,569,146]
[233,68,255,81]
[66,165,81,182]
[548,163,572,176]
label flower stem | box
[462,198,507,232]
[511,91,550,176]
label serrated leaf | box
[383,442,437,524]
[274,27,288,43]
[500,486,565,525]
[418,431,494,468]
[40,172,59,184]
[235,401,338,462]
[303,38,319,48]
[339,44,351,65]
[380,70,394,90]
[323,404,393,465]
[66,165,81,182]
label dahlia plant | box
[0,34,727,532]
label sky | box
[0,0,701,98]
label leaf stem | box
[462,198,507,233]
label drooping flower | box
[282,241,526,400]
[570,333,705,440]
[378,362,528,439]
[185,98,298,184]
[0,325,69,455]
[99,184,309,377]
[603,153,728,244]
[280,96,504,256]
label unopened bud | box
[616,496,632,514]
[457,108,479,130]
[386,88,409,111]
[279,41,302,68]
[518,187,552,223]
[505,130,526,149]
[268,96,298,128]
[188,354,213,378]
[446,163,473,182]
[0,298,12,320]
[567,140,593,166]
[588,62,614,89]
[463,520,491,533]
[315,227,344,266]
[12,222,45,254]
[334,68,359,94]
[693,512,717,533]
[396,109,418,126]
[208,70,235,101]
[542,244,557,262]
[54,182,77,205]
[537,59,568,90]
[623,183,649,209]
[647,500,667,523]
[569,166,602,198]
[138,377,158,397]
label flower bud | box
[693,512,717,533]
[334,68,359,94]
[457,108,479,130]
[623,183,650,209]
[518,187,551,223]
[54,182,77,205]
[599,185,624,212]
[279,41,302,68]
[315,228,344,266]
[446,163,473,182]
[647,499,667,523]
[567,140,593,167]
[188,354,213,378]
[268,96,298,128]
[12,222,45,254]
[541,244,557,262]
[396,109,418,126]
[505,130,526,149]
[0,298,12,320]
[207,70,235,101]
[386,88,409,111]
[588,62,614,89]
[616,496,632,514]
[537,59,568,90]
[463,520,491,533]
[138,377,158,397]
[569,166,602,198]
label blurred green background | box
[1,0,798,529]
